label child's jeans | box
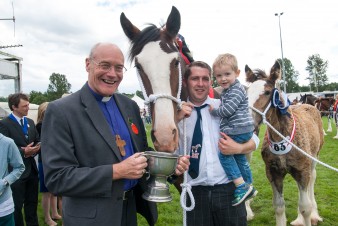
[219,132,253,184]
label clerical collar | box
[87,84,113,102]
[102,96,112,102]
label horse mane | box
[254,69,268,79]
[245,68,268,83]
[128,24,162,62]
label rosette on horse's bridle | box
[176,33,194,65]
[271,88,291,116]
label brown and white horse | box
[120,7,185,153]
[300,94,335,134]
[246,61,324,226]
[315,97,335,133]
[315,97,335,117]
[120,6,219,153]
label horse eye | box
[174,60,180,67]
[135,64,141,71]
[264,91,270,96]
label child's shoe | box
[232,183,253,206]
[245,187,258,201]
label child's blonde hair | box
[212,53,238,72]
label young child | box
[209,53,257,206]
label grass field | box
[37,117,338,225]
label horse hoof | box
[246,214,254,221]
[333,136,338,139]
[311,218,322,226]
[290,219,303,226]
[311,214,323,225]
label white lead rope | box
[180,118,195,226]
[144,94,182,110]
[251,105,338,173]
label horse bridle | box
[250,88,291,127]
[136,59,183,110]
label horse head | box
[300,93,317,105]
[120,6,185,153]
[245,61,284,131]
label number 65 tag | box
[268,136,292,155]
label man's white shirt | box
[177,97,230,186]
[177,97,259,186]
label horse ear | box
[269,60,281,84]
[245,65,256,83]
[165,6,181,39]
[120,12,141,41]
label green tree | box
[136,90,144,99]
[322,82,338,91]
[29,91,48,105]
[122,93,133,98]
[305,54,329,92]
[212,76,218,88]
[277,58,300,93]
[0,96,7,102]
[46,73,71,101]
[299,85,311,92]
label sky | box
[1,0,338,97]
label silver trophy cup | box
[142,151,179,202]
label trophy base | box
[142,186,172,203]
[142,174,172,202]
[141,151,178,203]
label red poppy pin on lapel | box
[131,123,139,134]
[128,118,139,134]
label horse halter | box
[250,88,291,118]
[136,59,183,110]
[250,88,296,155]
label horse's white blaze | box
[247,80,266,113]
[138,41,178,142]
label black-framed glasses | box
[91,59,127,74]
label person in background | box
[144,108,152,125]
[333,95,338,121]
[334,95,338,114]
[0,93,40,226]
[36,102,62,226]
[140,108,146,126]
[333,95,338,139]
[41,42,190,226]
[0,133,25,226]
[209,53,257,206]
[176,61,259,226]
